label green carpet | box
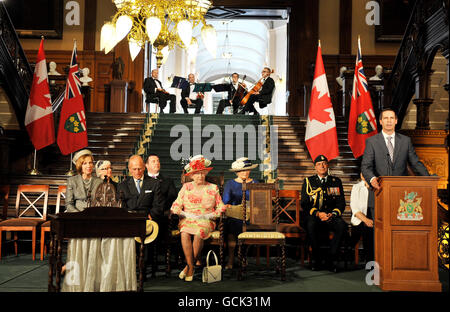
[0,253,448,293]
[143,114,265,189]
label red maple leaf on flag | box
[308,87,333,124]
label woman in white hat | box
[62,149,103,292]
[95,159,137,291]
[222,157,258,269]
[170,155,229,282]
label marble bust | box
[369,65,383,81]
[48,61,61,75]
[336,66,347,88]
[80,67,93,86]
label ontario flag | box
[57,41,88,155]
[305,41,339,161]
[348,37,377,158]
[24,38,55,150]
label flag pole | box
[65,153,75,176]
[28,149,41,175]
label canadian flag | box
[24,39,55,150]
[305,42,339,161]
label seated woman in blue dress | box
[222,157,258,269]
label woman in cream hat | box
[170,155,228,281]
[63,149,103,292]
[222,157,258,269]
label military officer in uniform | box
[301,155,347,272]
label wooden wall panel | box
[112,39,144,113]
[94,52,114,112]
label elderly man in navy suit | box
[361,108,430,219]
[118,155,165,279]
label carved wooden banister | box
[0,3,34,127]
[385,0,449,129]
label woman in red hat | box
[170,155,228,282]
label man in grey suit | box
[361,108,430,217]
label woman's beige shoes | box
[179,266,188,280]
[185,269,194,282]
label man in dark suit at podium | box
[301,155,347,272]
[180,73,203,114]
[361,108,430,218]
[143,69,176,113]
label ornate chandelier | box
[101,0,217,67]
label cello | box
[239,77,264,107]
[231,75,247,103]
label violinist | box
[180,73,203,114]
[239,67,275,116]
[216,73,247,114]
[143,69,176,113]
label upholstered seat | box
[238,231,285,240]
[210,230,221,240]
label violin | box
[239,77,264,106]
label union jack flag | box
[348,37,377,158]
[65,44,82,100]
[57,41,88,155]
[352,44,369,98]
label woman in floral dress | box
[170,155,229,282]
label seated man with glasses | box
[238,67,275,116]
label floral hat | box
[184,155,213,176]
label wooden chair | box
[0,185,9,220]
[40,185,66,261]
[274,189,307,266]
[237,180,286,281]
[0,185,49,260]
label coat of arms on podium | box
[397,191,423,221]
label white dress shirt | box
[153,78,162,92]
[381,130,395,150]
[188,84,198,100]
[370,131,396,184]
[147,172,159,179]
[350,180,369,226]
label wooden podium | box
[48,207,147,292]
[375,176,441,291]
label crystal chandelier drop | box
[101,0,217,67]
